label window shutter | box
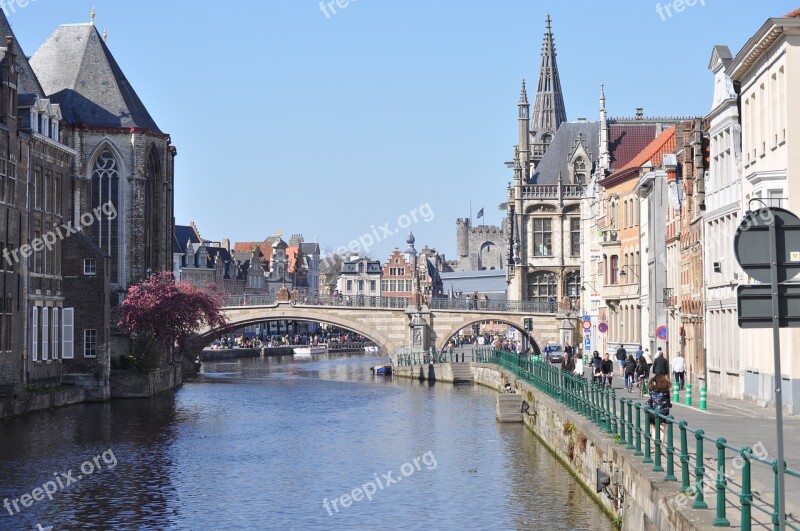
[31,307,38,361]
[61,308,74,359]
[52,308,59,359]
[41,307,49,360]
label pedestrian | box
[615,344,627,375]
[624,354,637,391]
[671,351,686,390]
[635,345,643,361]
[642,347,652,375]
[591,351,603,384]
[573,353,584,378]
[653,347,669,376]
[635,355,649,387]
[562,352,575,373]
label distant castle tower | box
[529,15,567,166]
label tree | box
[117,272,228,364]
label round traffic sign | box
[582,320,592,330]
[734,207,800,283]
[656,325,668,340]
[598,322,608,333]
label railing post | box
[772,459,781,529]
[653,414,664,472]
[604,386,612,433]
[618,398,627,445]
[712,438,730,527]
[740,448,752,531]
[643,406,653,464]
[664,415,677,481]
[679,421,691,492]
[634,402,643,456]
[692,430,708,510]
[626,400,635,450]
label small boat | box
[293,345,327,357]
[364,345,380,353]
[370,364,392,375]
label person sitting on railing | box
[646,374,672,442]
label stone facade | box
[454,218,506,272]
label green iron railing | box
[471,347,799,531]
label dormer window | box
[30,110,38,133]
[40,115,49,137]
[51,120,59,141]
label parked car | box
[545,344,564,364]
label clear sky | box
[5,0,799,261]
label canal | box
[0,354,614,530]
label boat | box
[293,345,327,357]
[370,364,392,375]
[364,345,380,353]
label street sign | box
[583,314,591,321]
[582,320,592,330]
[584,336,591,351]
[734,207,800,283]
[656,325,668,340]
[598,322,608,333]
[733,205,800,528]
[737,284,800,328]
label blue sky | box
[6,0,799,261]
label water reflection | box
[1,354,613,530]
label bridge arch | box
[192,305,402,355]
[434,317,545,356]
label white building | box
[336,255,382,298]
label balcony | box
[522,185,558,200]
[599,229,620,250]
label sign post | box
[734,206,800,530]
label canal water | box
[0,354,614,530]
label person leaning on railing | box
[646,374,672,441]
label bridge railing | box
[474,348,800,531]
[223,293,409,309]
[427,298,556,314]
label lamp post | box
[618,264,639,282]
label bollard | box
[699,387,707,411]
[673,381,680,403]
[685,384,693,406]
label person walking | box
[647,374,673,442]
[635,345,643,361]
[562,352,575,373]
[642,347,653,376]
[671,351,686,390]
[635,355,649,388]
[573,353,585,378]
[600,352,614,387]
[591,351,603,384]
[653,347,669,376]
[615,344,627,375]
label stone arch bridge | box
[192,295,566,357]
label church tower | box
[529,15,567,166]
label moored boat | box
[293,345,327,357]
[370,364,392,375]
[364,345,380,353]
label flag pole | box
[469,198,472,226]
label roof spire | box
[529,15,567,164]
[103,28,108,42]
[519,79,528,104]
[90,5,95,26]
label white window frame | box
[41,307,49,360]
[61,307,74,359]
[31,306,38,361]
[84,258,97,275]
[30,110,38,133]
[84,329,97,358]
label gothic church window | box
[91,148,120,283]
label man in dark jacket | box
[615,344,627,375]
[591,351,603,384]
[600,353,614,387]
[652,347,669,376]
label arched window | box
[527,272,556,303]
[573,158,586,184]
[358,262,364,273]
[145,149,161,271]
[91,148,120,284]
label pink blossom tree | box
[117,272,229,364]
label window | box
[346,280,353,292]
[766,189,783,208]
[2,295,10,352]
[51,120,59,141]
[30,110,38,132]
[54,174,62,215]
[533,218,552,256]
[45,170,52,213]
[570,218,580,256]
[91,148,120,283]
[527,272,556,303]
[566,272,581,299]
[358,280,364,292]
[83,258,96,275]
[370,280,376,292]
[84,330,97,358]
[8,154,18,206]
[61,308,74,359]
[610,255,619,285]
[358,262,364,273]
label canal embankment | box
[0,386,86,419]
[395,361,719,530]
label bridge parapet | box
[224,294,409,310]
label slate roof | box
[532,122,599,184]
[30,24,161,132]
[608,123,659,172]
[173,225,201,254]
[0,11,45,97]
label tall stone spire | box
[529,15,567,165]
[599,83,610,173]
[517,79,530,182]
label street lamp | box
[618,264,639,280]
